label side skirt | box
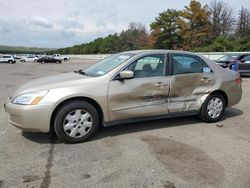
[103,110,199,127]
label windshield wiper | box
[74,70,88,76]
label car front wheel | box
[199,93,226,123]
[54,101,100,143]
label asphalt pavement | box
[0,59,249,188]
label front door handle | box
[201,78,212,82]
[155,82,168,87]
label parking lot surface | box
[0,59,250,188]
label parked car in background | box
[0,55,16,64]
[37,56,62,64]
[53,54,70,62]
[4,50,242,143]
[215,53,250,76]
[20,55,38,63]
[237,54,250,76]
[13,55,21,60]
[215,54,240,68]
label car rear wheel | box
[8,60,14,64]
[64,58,68,62]
[54,101,99,143]
[56,60,60,64]
[199,93,226,123]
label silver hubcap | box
[63,109,92,138]
[207,97,223,119]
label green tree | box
[99,34,120,53]
[178,0,211,50]
[194,36,235,52]
[119,22,149,51]
[150,9,182,49]
[235,35,250,51]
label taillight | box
[235,77,242,84]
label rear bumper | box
[239,70,250,76]
[4,102,53,132]
[226,84,242,107]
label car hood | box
[13,72,89,95]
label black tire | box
[64,58,68,62]
[199,93,226,123]
[42,61,45,64]
[8,60,13,64]
[54,100,100,143]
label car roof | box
[238,53,250,57]
[123,49,197,55]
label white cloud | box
[0,21,11,33]
[0,0,249,47]
[30,16,53,29]
[60,17,84,29]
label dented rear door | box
[108,53,170,121]
[168,53,216,113]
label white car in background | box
[53,54,70,62]
[0,55,16,64]
[20,55,38,63]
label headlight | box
[12,91,48,105]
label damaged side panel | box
[108,77,170,121]
[168,73,216,113]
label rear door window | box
[171,54,212,75]
[243,55,250,63]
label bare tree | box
[236,7,250,37]
[209,0,235,37]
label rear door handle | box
[155,82,168,87]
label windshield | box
[218,55,237,61]
[82,53,134,77]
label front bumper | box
[4,102,53,132]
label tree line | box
[0,45,53,54]
[51,0,250,54]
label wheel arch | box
[209,90,228,107]
[50,96,104,132]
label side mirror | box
[118,70,134,80]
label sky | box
[0,0,249,48]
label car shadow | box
[22,107,243,144]
[221,107,243,120]
[22,132,61,144]
[94,107,243,141]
